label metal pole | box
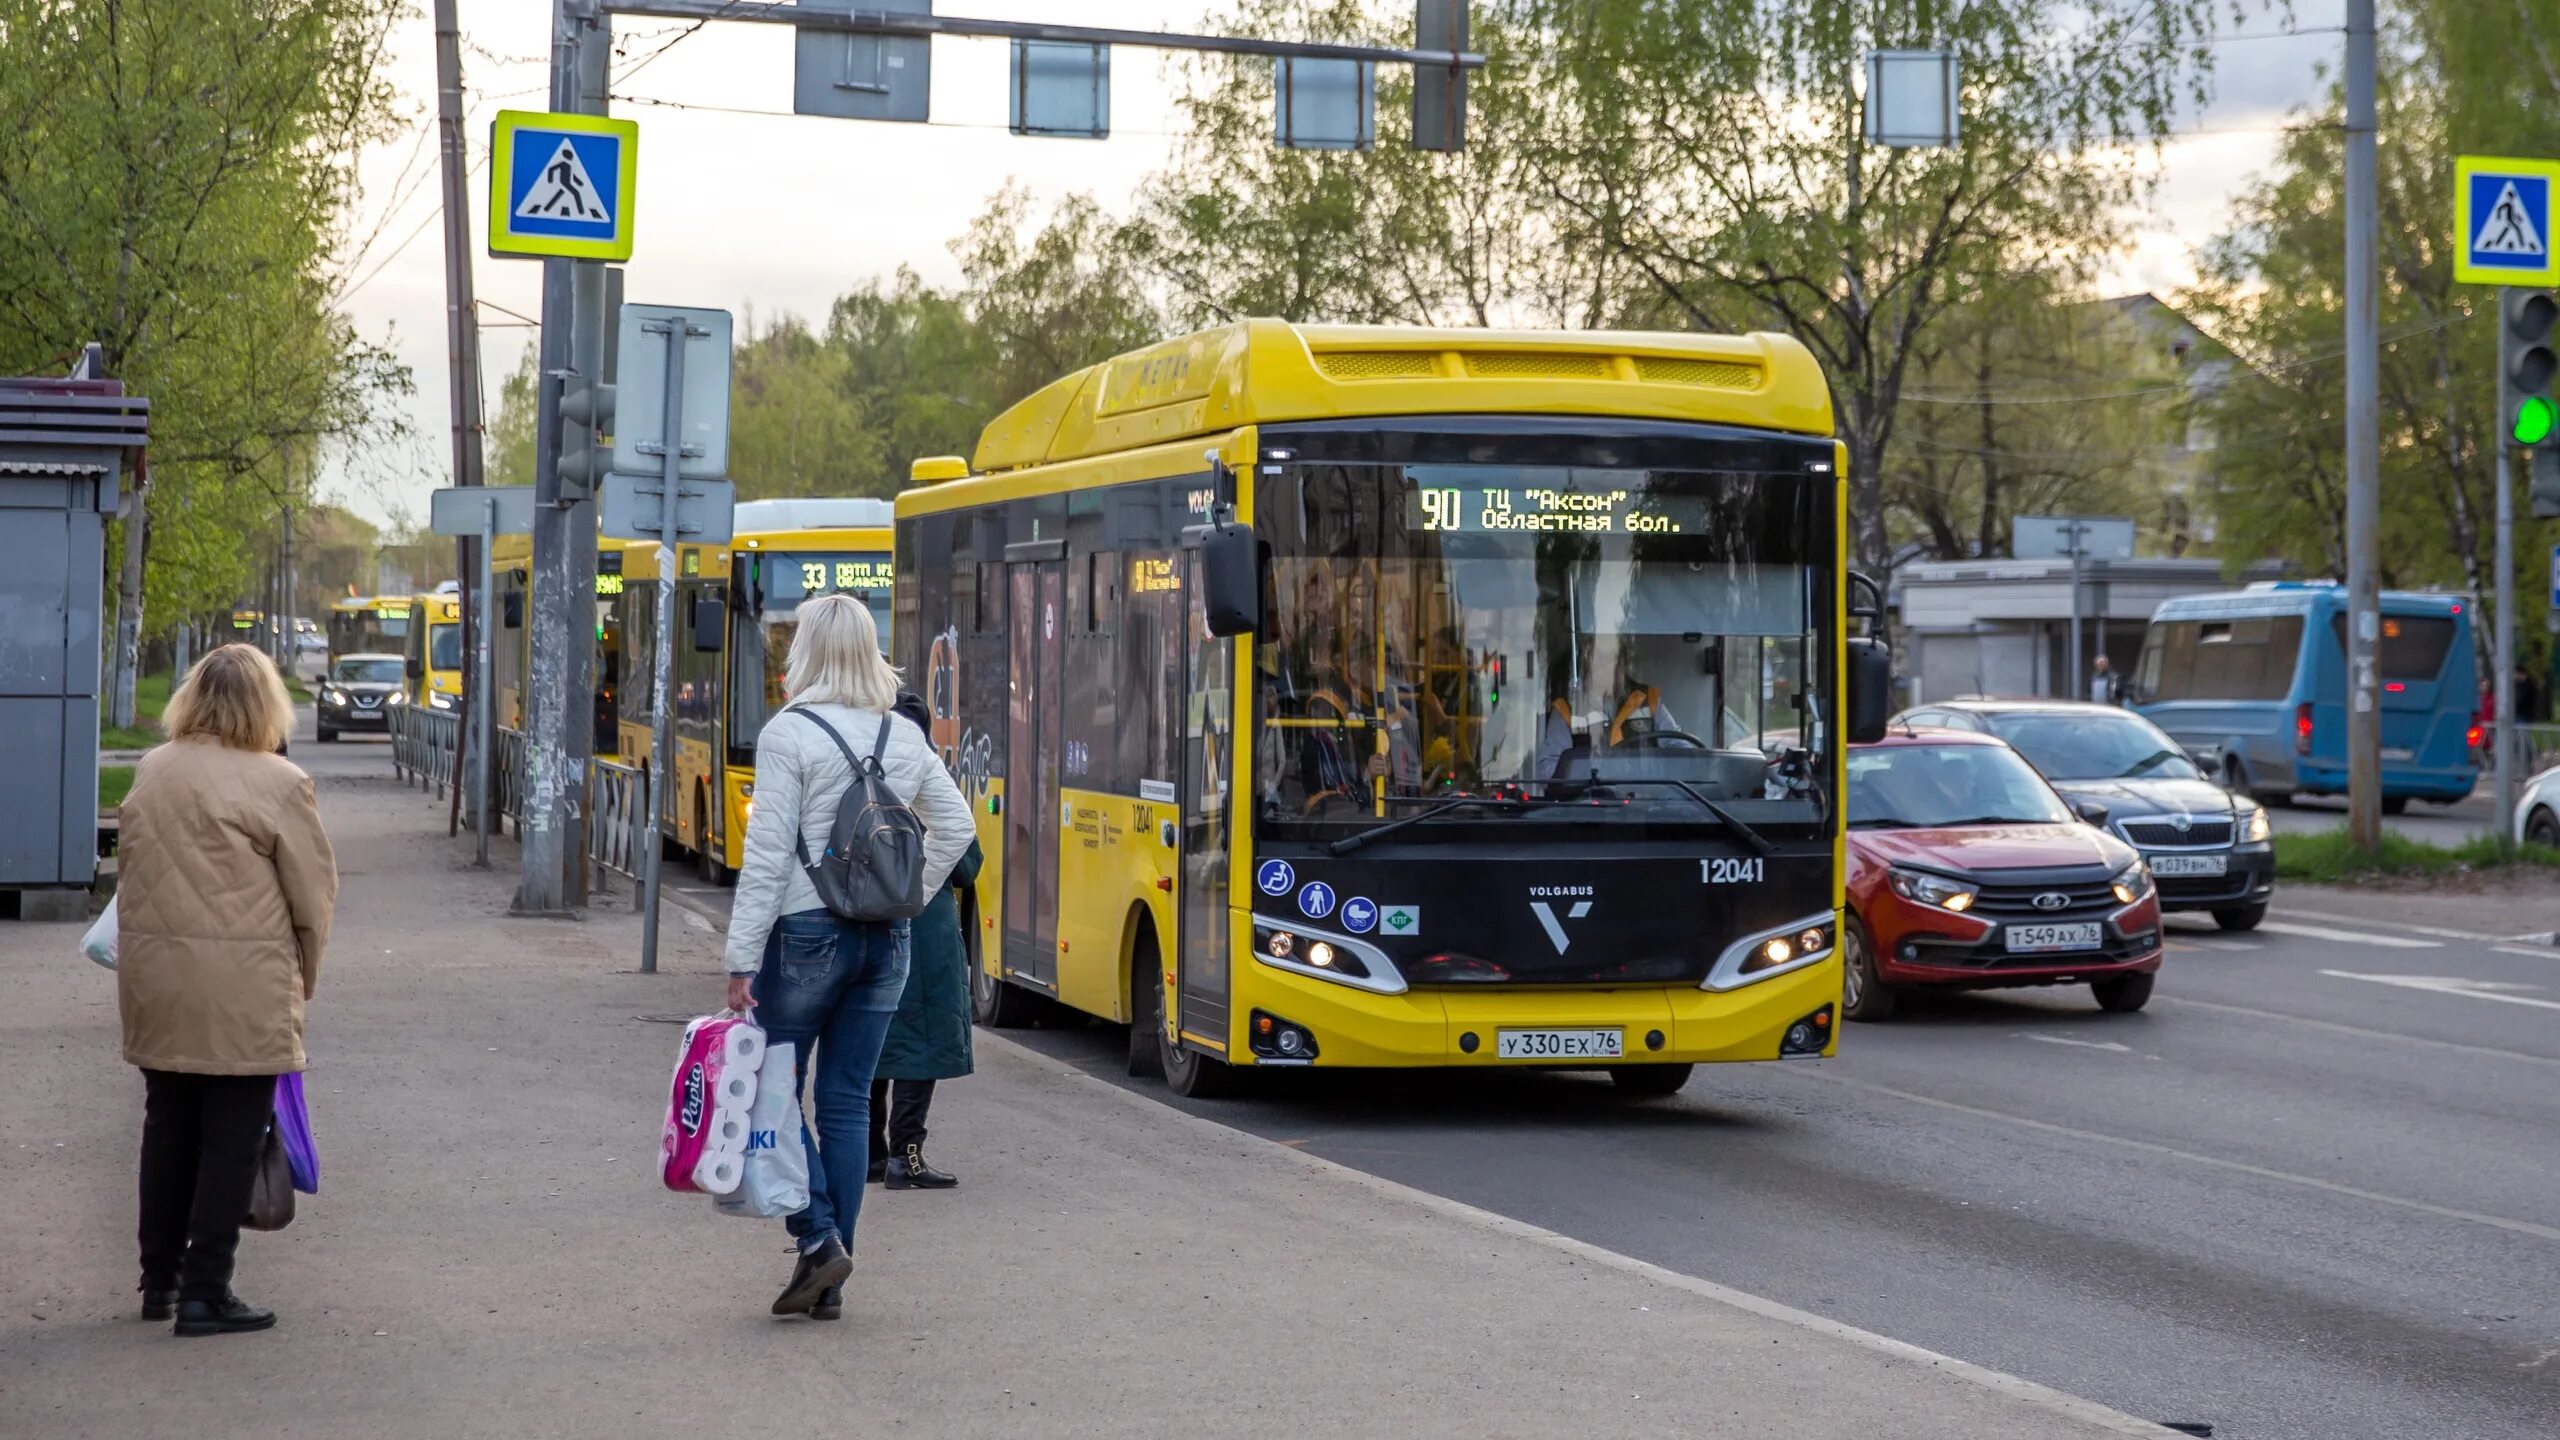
[637,318,688,975]
[2066,523,2084,701]
[2496,288,2519,848]
[562,12,611,905]
[474,497,496,869]
[2343,0,2383,850]
[515,0,581,916]
[433,0,488,842]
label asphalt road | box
[2265,789,2496,844]
[992,908,2560,1440]
[346,725,2557,1439]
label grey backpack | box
[791,709,929,922]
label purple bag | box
[273,1073,319,1195]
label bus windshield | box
[726,549,894,751]
[1256,462,1832,837]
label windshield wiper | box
[1325,797,1525,855]
[2117,749,2183,778]
[1584,772,1774,857]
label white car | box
[2520,766,2560,849]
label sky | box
[327,0,2343,530]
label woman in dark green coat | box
[870,690,981,1189]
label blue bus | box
[2133,583,2479,812]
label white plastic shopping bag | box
[80,896,118,971]
[713,1041,811,1220]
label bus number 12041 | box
[1701,857,1764,884]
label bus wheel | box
[694,793,731,885]
[1160,1020,1243,1099]
[1126,928,1165,1079]
[971,954,1044,1029]
[1607,1064,1693,1097]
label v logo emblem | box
[1529,900,1593,954]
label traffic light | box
[2532,443,2560,520]
[2500,288,2559,446]
[554,377,615,497]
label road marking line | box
[2260,921,2440,948]
[2493,945,2560,960]
[2154,995,2560,1069]
[2180,938,2261,952]
[1781,1068,2560,1245]
[2321,970,2560,1010]
[2020,1033,2133,1052]
[2267,908,2503,943]
[987,1034,2182,1439]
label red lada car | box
[1843,729,2163,1021]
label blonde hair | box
[785,593,900,711]
[164,643,295,753]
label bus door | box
[1175,551,1235,1050]
[1002,552,1065,992]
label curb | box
[982,1030,2186,1439]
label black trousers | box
[868,1077,934,1164]
[138,1070,275,1302]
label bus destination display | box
[1409,483,1709,535]
[788,556,892,594]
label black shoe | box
[139,1288,177,1322]
[810,1284,843,1321]
[173,1294,276,1337]
[772,1237,852,1316]
[886,1143,957,1190]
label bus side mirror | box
[691,595,725,653]
[1848,570,1886,632]
[405,654,424,680]
[501,592,523,629]
[1847,637,1891,745]
[1198,522,1260,638]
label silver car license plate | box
[2147,854,2226,877]
[2005,923,2102,953]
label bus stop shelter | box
[0,357,148,917]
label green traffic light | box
[2517,395,2559,446]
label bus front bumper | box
[1225,954,1842,1068]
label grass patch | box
[99,724,158,751]
[98,765,135,811]
[135,671,170,718]
[2273,829,2560,883]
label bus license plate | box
[2382,748,2414,761]
[2005,923,2102,954]
[1496,1028,1623,1060]
[2147,854,2226,877]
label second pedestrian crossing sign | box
[2456,155,2560,287]
[489,110,638,261]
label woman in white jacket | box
[722,593,973,1319]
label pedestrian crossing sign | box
[2455,155,2560,287]
[489,110,638,261]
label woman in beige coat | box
[117,644,337,1337]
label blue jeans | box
[751,909,910,1252]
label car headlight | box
[1886,865,1978,912]
[2239,804,2270,843]
[2111,862,2155,905]
[323,688,346,706]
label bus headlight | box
[427,691,454,710]
[2111,863,2155,906]
[1705,913,1836,991]
[1249,917,1406,995]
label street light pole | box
[2497,290,2520,847]
[2342,0,2383,850]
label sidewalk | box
[0,759,2171,1438]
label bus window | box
[428,621,461,672]
[2138,616,2304,701]
[1257,462,1830,830]
[2329,613,2457,682]
[724,550,894,762]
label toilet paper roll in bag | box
[662,1013,767,1193]
[692,1150,743,1195]
[707,1106,752,1155]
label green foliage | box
[98,765,135,811]
[483,187,1161,499]
[2274,829,2560,883]
[2183,0,2560,678]
[0,0,411,637]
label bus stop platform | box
[0,743,2175,1439]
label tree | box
[0,0,408,723]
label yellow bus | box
[326,595,413,664]
[618,497,893,881]
[401,590,464,713]
[896,320,1887,1097]
[490,538,630,752]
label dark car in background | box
[316,654,405,742]
[1893,699,2275,931]
[1843,730,2164,1021]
